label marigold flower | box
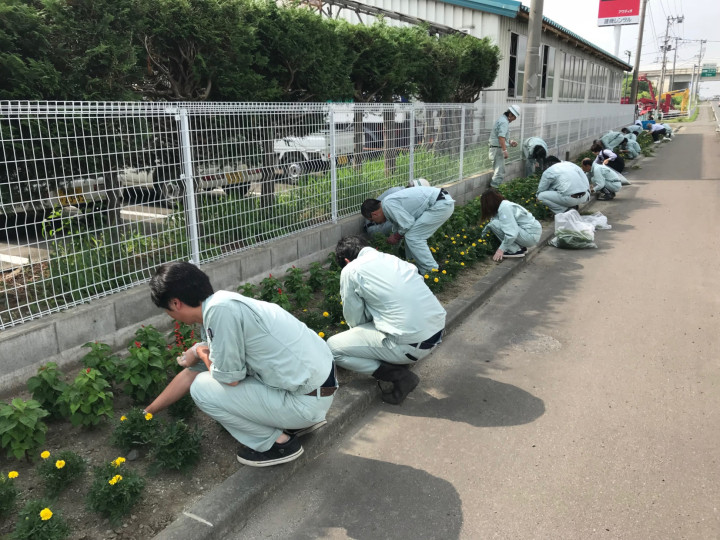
[112,456,126,467]
[144,412,153,421]
[322,312,329,317]
[461,262,465,266]
[41,450,50,459]
[40,508,53,521]
[108,475,123,485]
[472,243,476,247]
[452,241,456,244]
[55,460,65,469]
[434,278,439,283]
[120,415,127,422]
[340,321,346,325]
[431,268,438,272]
[8,471,18,479]
[318,332,325,338]
[460,251,465,256]
[442,270,447,275]
[424,274,429,279]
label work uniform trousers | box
[489,147,506,187]
[486,219,542,254]
[327,322,439,375]
[537,190,591,215]
[365,221,394,236]
[593,176,622,194]
[404,197,455,274]
[190,373,333,452]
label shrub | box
[149,420,202,473]
[86,459,145,525]
[118,339,169,404]
[498,176,553,221]
[36,450,86,498]
[110,408,157,451]
[0,398,49,460]
[0,470,19,518]
[12,500,69,540]
[80,342,120,383]
[58,368,114,428]
[26,363,68,420]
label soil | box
[0,259,495,540]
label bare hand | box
[509,140,518,148]
[503,150,509,158]
[493,248,505,262]
[603,159,610,165]
[387,233,402,245]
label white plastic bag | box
[578,211,611,230]
[550,209,597,249]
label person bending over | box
[522,136,548,177]
[144,261,337,467]
[481,188,542,261]
[327,236,446,405]
[536,156,591,214]
[581,158,622,201]
[590,141,625,173]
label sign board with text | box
[598,0,641,26]
[701,63,717,77]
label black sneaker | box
[519,247,528,254]
[236,435,303,467]
[503,250,526,258]
[284,420,327,438]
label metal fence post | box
[409,107,415,183]
[176,108,201,265]
[458,105,465,182]
[329,106,338,222]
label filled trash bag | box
[549,209,598,249]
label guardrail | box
[0,100,633,329]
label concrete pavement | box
[155,106,720,539]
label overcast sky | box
[534,0,720,97]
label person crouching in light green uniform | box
[327,236,446,404]
[361,185,454,274]
[599,131,625,151]
[144,261,336,467]
[620,128,642,159]
[581,158,622,200]
[481,189,542,261]
[488,105,520,187]
[536,157,591,214]
[522,136,548,177]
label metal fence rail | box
[0,101,633,329]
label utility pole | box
[629,0,649,114]
[656,15,683,114]
[624,50,632,99]
[669,37,680,90]
[522,0,543,104]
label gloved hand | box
[387,233,403,245]
[177,342,203,367]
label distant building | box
[309,0,632,106]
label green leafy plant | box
[149,420,202,473]
[110,408,157,451]
[12,500,70,540]
[36,450,86,498]
[238,283,258,298]
[0,470,19,518]
[307,261,329,292]
[167,321,199,373]
[58,368,114,428]
[118,339,169,404]
[26,363,68,420]
[132,325,169,352]
[0,398,49,460]
[258,274,283,302]
[86,459,145,525]
[80,341,120,383]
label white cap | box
[408,178,430,188]
[508,105,520,118]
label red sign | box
[598,0,641,26]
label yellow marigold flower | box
[112,456,126,467]
[55,460,65,469]
[8,471,18,479]
[430,247,436,253]
[463,235,467,239]
[461,262,465,266]
[322,312,329,317]
[318,332,325,338]
[452,241,456,245]
[442,270,447,274]
[120,415,127,422]
[303,309,307,312]
[460,251,465,256]
[41,451,50,459]
[144,412,153,421]
[434,278,439,283]
[444,235,448,238]
[40,508,53,521]
[340,321,346,325]
[424,274,429,279]
[431,268,438,272]
[108,475,123,485]
[472,243,476,247]
[444,260,449,264]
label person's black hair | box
[590,141,605,153]
[480,188,506,222]
[150,261,214,309]
[361,199,381,219]
[544,155,561,167]
[531,146,547,160]
[335,236,369,268]
[621,127,630,134]
[581,157,593,167]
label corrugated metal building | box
[314,0,633,107]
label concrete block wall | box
[0,132,603,397]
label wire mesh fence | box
[0,100,633,329]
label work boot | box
[372,364,420,405]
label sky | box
[534,0,720,98]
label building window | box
[507,33,527,98]
[541,45,555,98]
[559,52,586,101]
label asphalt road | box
[232,106,720,540]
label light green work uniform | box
[327,247,446,375]
[488,114,511,187]
[381,186,455,274]
[588,162,622,194]
[189,291,334,452]
[536,161,591,214]
[600,131,625,150]
[623,133,642,159]
[481,200,542,253]
[522,137,548,176]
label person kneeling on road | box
[481,188,542,261]
[327,236,446,405]
[581,158,622,201]
[144,261,336,468]
[361,184,454,275]
[536,156,591,215]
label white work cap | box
[508,105,520,118]
[408,178,430,188]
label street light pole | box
[629,0,649,114]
